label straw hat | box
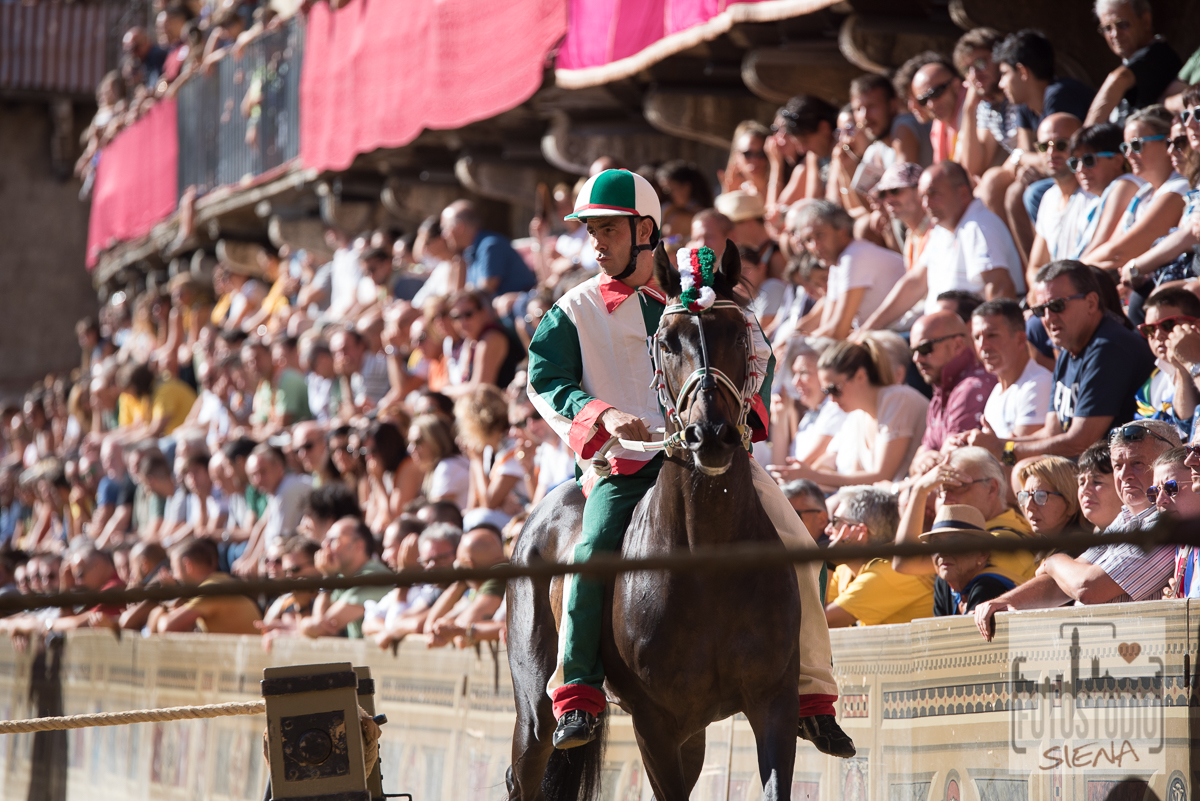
[714,190,766,223]
[918,504,992,543]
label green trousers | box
[560,456,663,691]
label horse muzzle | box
[682,422,739,475]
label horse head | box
[651,239,753,476]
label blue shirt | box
[1052,314,1155,431]
[464,230,536,296]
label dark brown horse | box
[506,242,801,801]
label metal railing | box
[176,15,304,199]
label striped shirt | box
[1079,507,1171,603]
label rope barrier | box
[0,701,265,734]
[0,517,1192,614]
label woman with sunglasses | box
[1105,103,1200,322]
[1087,106,1189,274]
[441,289,521,400]
[1064,125,1139,260]
[769,339,928,488]
[1014,456,1083,558]
[720,121,771,198]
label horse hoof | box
[798,714,856,758]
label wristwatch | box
[1128,260,1140,279]
[1189,363,1200,379]
[1002,440,1017,467]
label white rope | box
[0,700,266,734]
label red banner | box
[555,0,835,88]
[300,0,568,174]
[86,98,179,269]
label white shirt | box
[792,397,848,459]
[1121,172,1191,232]
[920,199,1025,314]
[1036,184,1094,261]
[827,384,929,482]
[428,454,470,507]
[826,240,906,328]
[982,358,1053,438]
[327,245,364,320]
[263,473,313,548]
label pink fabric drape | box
[86,98,179,269]
[555,0,835,87]
[300,0,568,174]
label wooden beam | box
[742,41,863,106]
[838,14,963,75]
[541,111,727,177]
[454,156,566,208]
[643,89,777,149]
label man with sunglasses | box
[965,261,1154,461]
[908,311,995,471]
[1085,0,1181,127]
[1153,447,1200,598]
[1028,115,1088,275]
[974,420,1179,641]
[911,62,965,165]
[1133,288,1200,441]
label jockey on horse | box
[525,168,855,757]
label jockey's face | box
[587,216,635,277]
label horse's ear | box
[718,239,741,287]
[653,242,681,299]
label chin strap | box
[612,216,656,281]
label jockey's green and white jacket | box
[526,271,774,487]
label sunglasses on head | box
[1067,151,1118,171]
[1137,315,1196,339]
[1110,423,1177,448]
[1182,107,1200,126]
[1018,489,1065,507]
[916,81,953,107]
[913,333,963,356]
[1119,135,1166,156]
[1035,139,1069,153]
[1168,136,1190,152]
[1145,480,1180,504]
[1030,293,1087,318]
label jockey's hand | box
[599,408,652,442]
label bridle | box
[593,298,758,474]
[641,299,759,456]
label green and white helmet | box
[565,169,662,234]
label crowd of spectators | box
[8,0,1200,651]
[75,0,301,196]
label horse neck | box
[653,452,764,549]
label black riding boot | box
[552,709,600,749]
[798,714,856,757]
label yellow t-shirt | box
[151,379,198,435]
[181,574,263,634]
[832,558,935,626]
[117,392,152,428]
[985,507,1037,585]
[826,563,856,605]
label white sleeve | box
[1015,375,1053,426]
[962,222,997,282]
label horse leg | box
[507,694,555,801]
[743,679,801,801]
[680,729,707,796]
[631,715,691,801]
